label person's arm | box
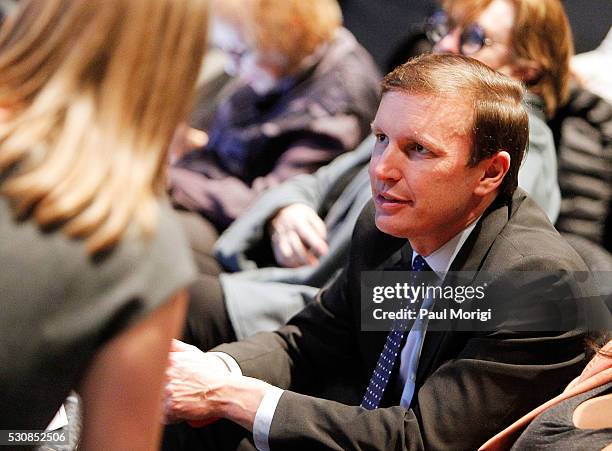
[168,167,254,230]
[165,329,587,451]
[77,290,188,451]
[573,394,612,429]
[164,341,274,433]
[171,122,364,229]
[163,264,357,432]
[214,135,374,271]
[249,134,349,195]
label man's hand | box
[163,340,272,432]
[269,203,329,268]
[163,340,231,424]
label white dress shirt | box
[398,221,478,408]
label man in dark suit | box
[162,54,597,450]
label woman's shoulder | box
[573,384,612,429]
[0,196,195,319]
[512,382,612,450]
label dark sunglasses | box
[425,10,494,56]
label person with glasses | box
[168,0,380,247]
[426,0,574,223]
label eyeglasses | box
[425,10,495,56]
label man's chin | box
[374,213,411,238]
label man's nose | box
[370,147,403,183]
[433,29,461,54]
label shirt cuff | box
[209,352,242,376]
[253,387,284,451]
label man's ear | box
[474,151,511,196]
[510,59,542,84]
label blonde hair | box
[214,0,342,75]
[0,0,208,254]
[441,0,573,117]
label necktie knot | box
[412,254,431,272]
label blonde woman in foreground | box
[0,0,207,449]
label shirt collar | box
[412,218,480,278]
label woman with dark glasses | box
[426,9,499,57]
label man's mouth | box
[375,192,412,207]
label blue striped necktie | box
[361,254,431,410]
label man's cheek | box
[368,159,377,180]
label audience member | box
[162,54,598,451]
[550,82,612,252]
[169,0,380,238]
[481,334,612,450]
[181,0,577,351]
[0,0,206,448]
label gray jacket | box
[215,136,375,339]
[520,94,561,223]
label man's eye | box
[375,133,388,144]
[415,143,430,154]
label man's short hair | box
[381,53,528,198]
[441,0,573,117]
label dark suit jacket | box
[215,189,591,450]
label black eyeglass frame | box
[424,9,496,56]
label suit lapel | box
[360,192,523,404]
[359,240,412,387]
[414,194,517,392]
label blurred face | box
[211,19,281,95]
[432,0,517,76]
[369,92,487,254]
